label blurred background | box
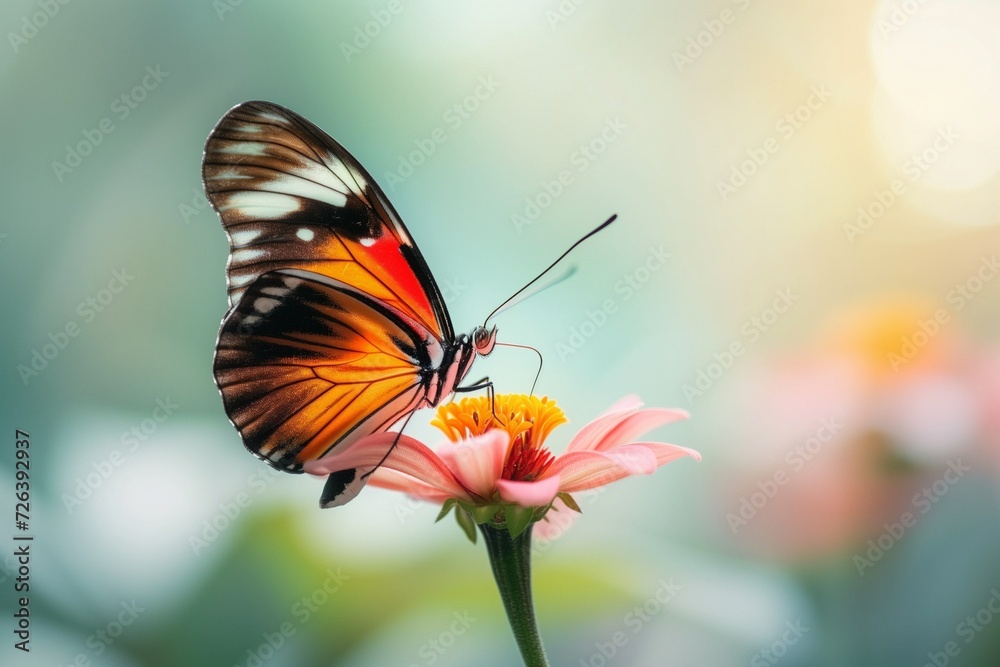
[2,1,1000,665]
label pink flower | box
[304,394,699,520]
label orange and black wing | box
[202,100,453,342]
[214,269,440,477]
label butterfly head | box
[472,325,498,356]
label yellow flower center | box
[432,394,567,482]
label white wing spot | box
[260,285,290,297]
[256,112,288,124]
[217,141,269,156]
[230,228,262,246]
[347,165,368,190]
[220,192,301,218]
[269,171,349,206]
[229,273,256,287]
[297,228,315,241]
[231,248,266,263]
[282,277,304,289]
[360,237,376,247]
[214,169,252,180]
[254,297,279,314]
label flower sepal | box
[503,503,536,538]
[555,492,582,513]
[440,496,563,542]
[455,506,477,543]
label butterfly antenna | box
[483,214,618,327]
[490,265,578,319]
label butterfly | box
[202,101,497,508]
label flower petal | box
[567,405,689,453]
[367,468,454,504]
[435,429,509,498]
[303,432,469,500]
[643,441,703,465]
[552,442,699,493]
[498,475,562,507]
[599,394,644,416]
[599,409,691,451]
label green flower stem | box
[480,523,549,667]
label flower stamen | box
[433,394,567,482]
[503,432,556,481]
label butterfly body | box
[203,101,495,507]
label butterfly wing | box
[214,269,443,504]
[202,100,454,342]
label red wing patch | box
[203,101,452,341]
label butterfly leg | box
[364,409,419,480]
[454,378,497,422]
[455,377,492,393]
